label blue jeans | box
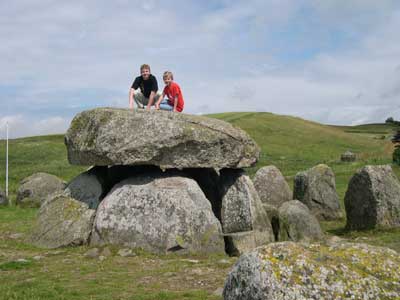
[159,98,173,111]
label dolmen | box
[31,108,274,255]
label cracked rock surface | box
[64,108,260,169]
[90,170,225,255]
[293,164,342,221]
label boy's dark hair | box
[140,64,151,72]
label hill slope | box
[0,112,397,201]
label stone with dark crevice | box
[90,170,225,255]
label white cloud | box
[1,1,400,137]
[0,115,70,139]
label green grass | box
[0,135,86,203]
[0,112,399,299]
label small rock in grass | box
[9,233,24,240]
[218,259,230,265]
[117,248,136,257]
[32,256,44,261]
[213,287,224,296]
[101,247,112,257]
[180,259,199,264]
[84,248,100,258]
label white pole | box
[6,122,8,198]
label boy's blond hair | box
[163,71,174,80]
[140,64,151,72]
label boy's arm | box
[173,95,178,112]
[146,91,156,110]
[129,88,135,109]
[155,92,164,109]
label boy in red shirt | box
[155,71,184,112]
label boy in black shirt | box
[129,64,160,110]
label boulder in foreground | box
[65,108,260,169]
[345,165,400,230]
[223,241,400,300]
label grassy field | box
[0,112,399,300]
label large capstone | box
[219,169,274,243]
[90,171,225,255]
[16,172,66,207]
[293,164,342,220]
[277,200,323,242]
[30,194,95,248]
[223,241,400,300]
[253,165,291,208]
[65,108,260,169]
[345,165,400,230]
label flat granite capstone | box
[64,108,260,169]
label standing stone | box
[0,188,8,206]
[220,169,273,235]
[30,194,95,248]
[277,200,323,242]
[91,171,224,255]
[345,165,400,230]
[253,166,291,208]
[219,169,274,253]
[293,164,342,220]
[65,108,260,169]
[223,242,400,300]
[16,173,66,207]
[64,166,109,209]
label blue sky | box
[1,0,400,138]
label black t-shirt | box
[131,74,158,98]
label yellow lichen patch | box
[255,241,400,299]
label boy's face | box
[141,68,151,80]
[163,76,172,86]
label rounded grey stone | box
[278,200,323,242]
[91,172,225,255]
[293,164,342,220]
[223,241,400,300]
[30,194,95,248]
[17,172,66,207]
[65,166,108,209]
[253,166,291,208]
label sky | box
[1,0,400,138]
